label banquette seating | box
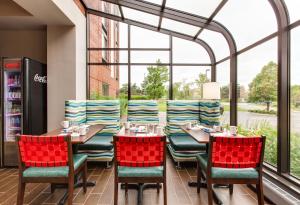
[165,100,220,168]
[65,100,120,167]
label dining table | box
[180,125,244,205]
[115,126,165,205]
[42,124,105,205]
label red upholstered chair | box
[197,135,266,205]
[16,135,88,205]
[113,135,167,205]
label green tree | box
[195,73,209,98]
[119,83,128,95]
[131,83,142,95]
[248,61,278,111]
[291,85,300,107]
[221,85,229,100]
[142,59,169,99]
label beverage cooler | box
[0,57,47,166]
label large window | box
[290,27,300,178]
[237,38,278,166]
[216,60,230,125]
[173,67,211,100]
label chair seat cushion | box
[169,135,207,151]
[23,154,87,178]
[78,136,113,151]
[197,153,259,179]
[118,166,163,178]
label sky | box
[115,0,300,89]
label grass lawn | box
[158,101,167,112]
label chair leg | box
[229,184,234,195]
[157,183,160,193]
[17,181,26,205]
[256,180,264,205]
[197,162,201,193]
[82,161,87,193]
[163,181,167,205]
[50,183,55,193]
[68,177,74,205]
[125,183,128,195]
[114,182,118,205]
[207,180,213,205]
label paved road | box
[159,110,300,134]
[221,111,300,133]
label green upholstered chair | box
[113,135,167,205]
[77,100,120,167]
[166,100,206,168]
[65,100,87,124]
[199,101,221,126]
[16,135,87,205]
[127,100,159,124]
[197,135,266,205]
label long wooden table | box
[43,124,105,205]
[43,124,105,144]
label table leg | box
[121,183,161,205]
[188,180,223,205]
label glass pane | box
[237,38,278,166]
[84,0,120,16]
[216,60,230,126]
[131,51,169,64]
[215,0,277,49]
[89,65,128,119]
[142,0,162,5]
[131,26,169,48]
[290,27,300,178]
[161,18,199,36]
[130,65,169,126]
[122,7,159,26]
[173,66,211,100]
[285,0,300,23]
[166,0,222,18]
[198,30,230,61]
[173,37,211,63]
[88,50,128,64]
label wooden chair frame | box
[16,135,88,205]
[113,135,167,205]
[197,135,266,205]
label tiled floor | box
[0,155,272,205]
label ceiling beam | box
[157,0,166,31]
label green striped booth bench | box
[65,100,120,167]
[127,100,159,124]
[166,100,220,168]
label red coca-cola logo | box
[4,62,21,69]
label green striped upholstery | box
[199,101,220,126]
[166,100,200,137]
[86,100,120,136]
[127,100,159,124]
[65,100,87,124]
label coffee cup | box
[125,122,131,130]
[61,121,69,129]
[79,127,89,136]
[186,122,192,130]
[229,126,238,135]
[156,127,163,135]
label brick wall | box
[86,0,120,99]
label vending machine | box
[1,57,47,166]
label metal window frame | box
[81,0,300,185]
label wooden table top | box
[181,125,245,143]
[115,126,165,137]
[42,124,105,144]
[180,126,210,143]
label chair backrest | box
[199,101,220,126]
[86,100,120,136]
[114,136,166,167]
[65,100,87,124]
[209,136,265,169]
[127,100,159,124]
[166,100,200,137]
[17,135,70,167]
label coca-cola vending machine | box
[0,57,47,166]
